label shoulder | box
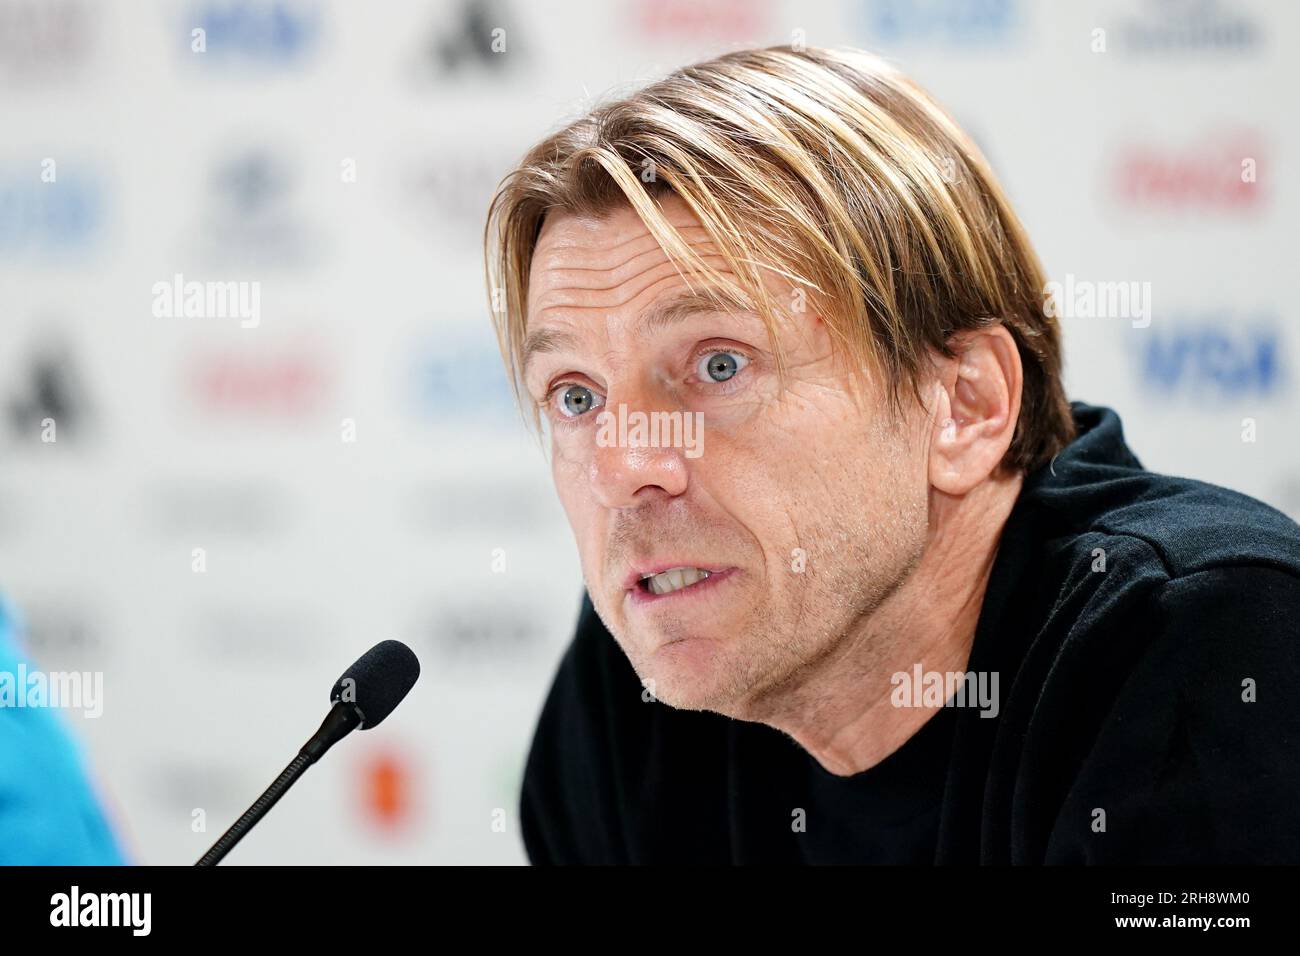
[1043,472,1300,742]
[1028,560,1300,862]
[1024,447,1300,659]
[1092,476,1300,581]
[999,433,1300,860]
[1030,405,1300,581]
[1069,473,1300,672]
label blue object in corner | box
[0,597,125,865]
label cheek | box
[719,385,858,493]
[550,442,615,581]
[693,425,808,582]
[551,443,590,524]
[730,388,922,545]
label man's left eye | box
[697,350,749,383]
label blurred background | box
[0,0,1295,864]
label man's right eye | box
[552,383,605,419]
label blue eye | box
[697,350,748,383]
[554,384,605,418]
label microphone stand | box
[195,701,363,866]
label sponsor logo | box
[1139,318,1285,399]
[860,0,1019,48]
[1109,129,1264,214]
[1113,0,1261,56]
[0,166,105,259]
[184,0,321,66]
[0,0,98,81]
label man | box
[484,45,1300,863]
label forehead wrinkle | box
[531,229,723,302]
[532,224,718,278]
[531,254,734,317]
[541,244,688,294]
[540,270,739,335]
[522,281,759,380]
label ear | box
[927,325,1023,496]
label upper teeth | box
[642,567,711,595]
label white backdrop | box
[1,0,1296,864]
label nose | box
[587,390,691,509]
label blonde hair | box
[484,44,1073,471]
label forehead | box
[533,194,699,262]
[532,202,658,262]
[526,197,713,315]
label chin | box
[641,636,738,712]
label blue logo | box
[407,325,521,427]
[0,167,104,259]
[1139,319,1285,399]
[860,0,1019,48]
[186,0,321,65]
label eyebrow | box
[520,286,754,380]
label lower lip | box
[626,568,738,608]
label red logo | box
[629,0,769,39]
[1111,130,1264,213]
[189,348,329,417]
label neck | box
[738,469,1024,776]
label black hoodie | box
[519,403,1300,864]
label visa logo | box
[1140,322,1285,398]
[862,0,1019,46]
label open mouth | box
[637,566,715,596]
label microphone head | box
[330,640,420,729]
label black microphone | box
[195,640,421,866]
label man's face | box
[523,195,933,716]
